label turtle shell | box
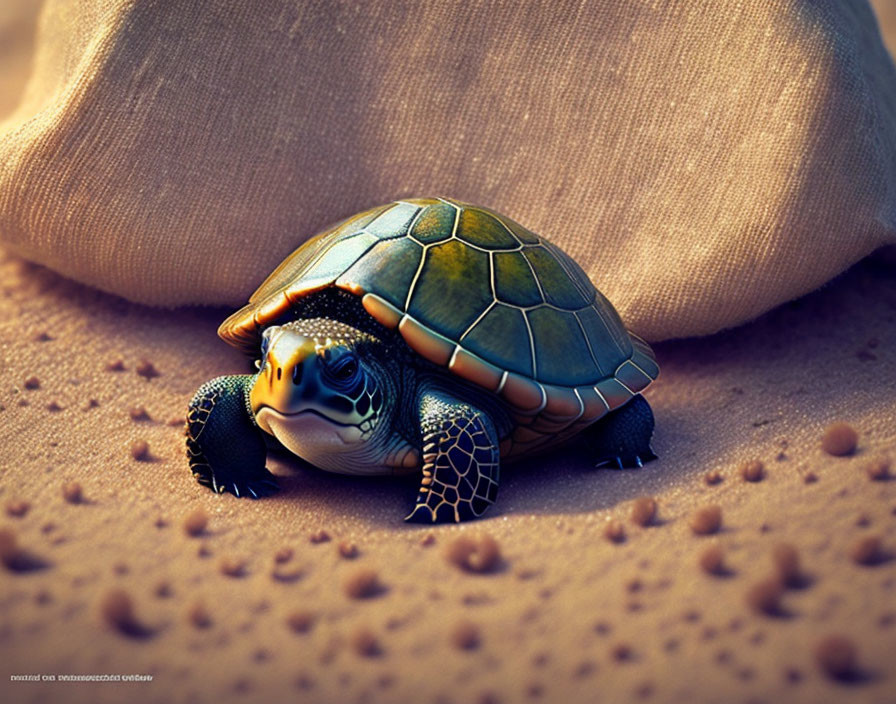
[219,197,658,421]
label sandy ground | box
[0,245,894,704]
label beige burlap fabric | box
[0,0,894,341]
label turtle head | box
[248,320,391,472]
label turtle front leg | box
[405,391,500,524]
[583,394,658,469]
[185,375,279,498]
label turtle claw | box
[595,456,625,470]
[190,464,278,500]
[594,451,657,470]
[228,474,279,500]
[243,476,279,499]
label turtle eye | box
[326,351,361,387]
[333,358,358,381]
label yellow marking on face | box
[250,328,318,416]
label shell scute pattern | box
[460,304,533,378]
[365,200,421,240]
[455,207,519,249]
[409,201,456,244]
[527,306,597,385]
[492,252,542,308]
[219,197,657,421]
[407,238,493,340]
[249,204,389,304]
[522,247,591,310]
[340,236,423,311]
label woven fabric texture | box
[0,0,894,340]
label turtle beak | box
[250,327,317,431]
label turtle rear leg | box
[405,392,500,524]
[186,375,278,498]
[583,394,657,469]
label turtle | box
[185,197,659,523]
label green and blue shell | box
[219,197,658,453]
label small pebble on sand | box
[218,556,247,577]
[419,533,436,547]
[740,460,764,482]
[803,471,818,484]
[131,440,151,461]
[197,542,212,558]
[594,621,612,636]
[611,643,634,662]
[23,376,40,390]
[849,535,885,566]
[46,401,62,412]
[634,682,654,699]
[105,360,125,372]
[630,497,657,527]
[188,602,212,628]
[294,673,315,691]
[351,627,382,657]
[704,470,723,485]
[821,422,858,457]
[271,564,303,583]
[771,543,802,587]
[814,635,858,680]
[35,332,52,342]
[452,620,481,650]
[783,666,803,684]
[690,505,722,535]
[446,535,502,573]
[286,610,315,633]
[154,581,172,598]
[573,661,597,678]
[274,547,294,564]
[866,457,891,481]
[309,529,331,544]
[129,407,151,422]
[136,359,160,379]
[5,500,30,517]
[344,568,383,599]
[100,588,150,637]
[182,509,208,537]
[604,520,626,543]
[745,578,784,616]
[699,545,727,576]
[338,541,359,559]
[62,481,83,504]
[0,529,27,571]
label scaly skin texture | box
[185,375,278,498]
[405,391,500,523]
[582,395,657,469]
